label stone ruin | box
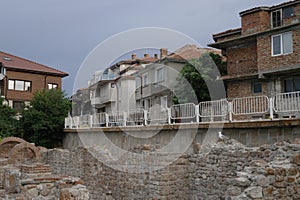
[0,137,89,200]
[1,136,300,199]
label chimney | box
[131,53,137,60]
[160,48,168,59]
[154,53,158,59]
[144,53,149,58]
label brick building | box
[209,0,300,99]
[0,51,68,111]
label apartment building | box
[0,51,68,111]
[209,0,300,99]
[88,53,158,114]
[135,44,220,110]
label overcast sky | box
[0,0,284,95]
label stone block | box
[244,186,263,199]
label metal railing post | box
[123,112,127,127]
[269,97,274,119]
[76,116,79,129]
[144,109,148,126]
[228,102,233,122]
[70,117,73,128]
[167,108,171,125]
[89,115,93,128]
[195,104,200,123]
[105,113,109,127]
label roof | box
[0,51,68,77]
[164,44,221,61]
[118,57,158,65]
[212,28,242,42]
[239,0,299,16]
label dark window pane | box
[283,7,294,18]
[272,35,281,55]
[272,10,282,28]
[284,79,293,92]
[294,77,300,91]
[253,83,262,93]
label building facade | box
[88,53,158,114]
[209,0,300,99]
[135,45,221,110]
[0,52,68,111]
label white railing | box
[147,105,168,124]
[65,117,72,128]
[199,99,229,117]
[126,109,145,126]
[171,103,196,120]
[107,112,125,126]
[232,96,269,115]
[78,115,90,128]
[65,92,300,129]
[92,112,107,127]
[273,91,300,112]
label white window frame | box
[48,83,58,89]
[271,9,282,28]
[271,32,293,56]
[8,79,31,91]
[156,67,164,83]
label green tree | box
[0,98,22,139]
[21,89,71,148]
[173,52,226,104]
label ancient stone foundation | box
[0,137,89,200]
[2,136,300,199]
[44,137,300,199]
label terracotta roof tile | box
[167,44,221,61]
[0,51,68,77]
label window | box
[252,82,262,94]
[8,80,31,91]
[271,9,282,28]
[283,7,294,18]
[272,32,293,56]
[284,77,300,92]
[156,67,164,82]
[271,7,294,28]
[161,96,168,110]
[13,101,24,112]
[142,73,148,86]
[48,83,58,89]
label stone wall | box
[46,137,300,199]
[0,137,89,200]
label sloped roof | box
[0,51,68,77]
[166,44,221,61]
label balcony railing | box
[65,91,300,129]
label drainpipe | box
[44,74,48,90]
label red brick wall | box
[282,4,300,26]
[6,70,62,101]
[227,80,268,99]
[257,28,300,72]
[226,43,258,76]
[241,10,270,35]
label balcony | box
[91,84,117,106]
[136,82,169,100]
